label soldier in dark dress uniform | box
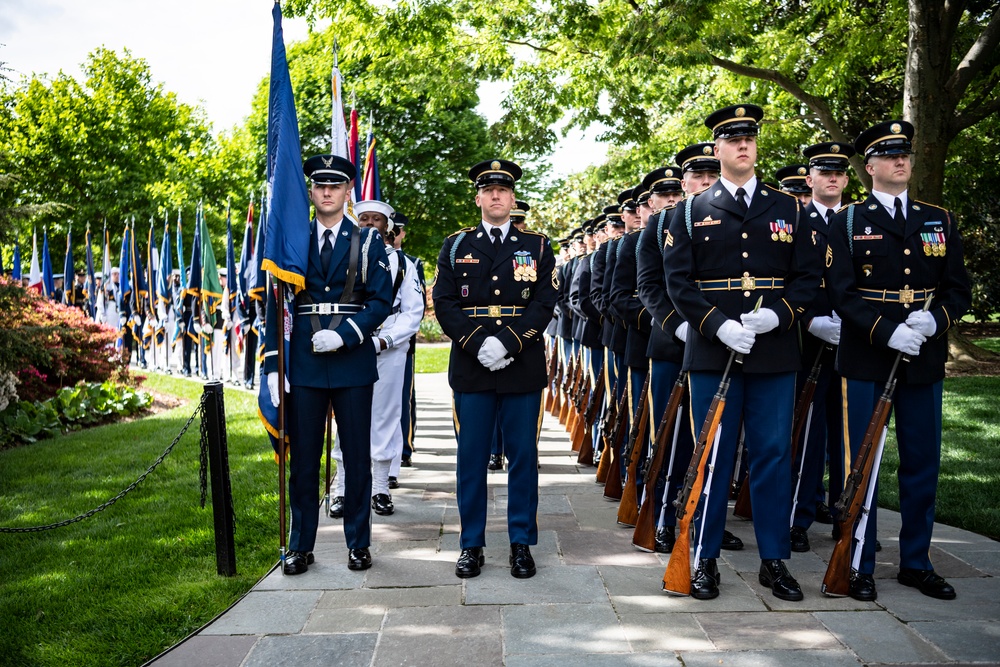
[776,164,813,207]
[263,154,393,574]
[432,159,557,579]
[664,104,822,601]
[788,141,855,554]
[826,120,971,601]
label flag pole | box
[275,275,288,572]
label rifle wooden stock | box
[633,372,687,551]
[558,354,576,425]
[732,423,752,519]
[595,380,619,483]
[791,345,825,463]
[577,373,605,466]
[618,373,652,526]
[822,356,900,596]
[663,353,736,595]
[602,388,630,500]
[567,354,586,439]
[570,372,592,452]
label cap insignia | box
[666,169,674,177]
[321,156,333,168]
[831,144,841,153]
[735,107,746,117]
[703,145,713,155]
[890,123,902,134]
[797,167,806,175]
[490,160,501,170]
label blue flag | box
[158,216,173,309]
[0,246,4,275]
[42,228,55,299]
[237,197,254,326]
[84,226,97,318]
[12,240,22,281]
[262,1,311,293]
[62,227,75,306]
[118,225,133,314]
[176,209,187,291]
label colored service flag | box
[224,202,238,354]
[176,209,187,291]
[118,224,133,314]
[200,205,223,331]
[143,221,159,349]
[361,126,382,202]
[12,239,22,281]
[331,49,349,161]
[349,107,362,201]
[128,220,149,342]
[84,225,97,319]
[158,216,173,309]
[261,1,312,293]
[235,197,255,352]
[27,229,42,292]
[41,228,55,299]
[95,222,112,322]
[62,226,75,306]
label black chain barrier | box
[0,394,207,534]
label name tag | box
[694,219,721,227]
[853,235,883,241]
[455,258,480,264]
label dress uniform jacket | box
[665,183,822,372]
[570,253,603,349]
[600,237,628,356]
[609,229,653,369]
[555,258,576,340]
[589,240,615,349]
[262,222,393,385]
[826,196,971,384]
[433,223,557,393]
[637,207,685,363]
[800,201,839,359]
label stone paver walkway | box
[151,372,1000,667]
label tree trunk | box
[947,328,1000,375]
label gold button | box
[324,286,330,292]
[866,250,871,255]
[904,249,911,255]
[743,271,750,277]
[743,291,750,297]
[742,252,748,258]
[904,285,910,290]
[904,268,911,275]
[494,289,501,295]
[903,303,911,309]
[704,236,710,241]
[742,232,748,239]
[496,319,502,325]
[492,276,498,281]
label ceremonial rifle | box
[731,424,752,519]
[633,371,687,551]
[595,380,619,484]
[569,365,592,452]
[618,373,652,526]
[601,387,631,499]
[545,344,559,412]
[576,370,605,465]
[788,345,826,526]
[822,297,931,596]
[662,350,738,595]
[558,353,576,425]
[566,348,586,437]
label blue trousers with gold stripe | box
[792,360,841,529]
[841,379,942,575]
[649,359,693,528]
[454,390,541,549]
[689,370,795,560]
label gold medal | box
[786,234,793,243]
[771,233,779,241]
[779,230,787,241]
[924,244,932,256]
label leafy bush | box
[417,316,447,343]
[0,381,152,448]
[0,277,125,402]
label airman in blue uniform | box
[825,120,971,601]
[263,154,393,575]
[432,159,557,579]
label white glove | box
[193,323,203,335]
[739,307,779,334]
[312,330,344,353]
[477,336,508,368]
[808,315,841,346]
[716,320,756,355]
[488,357,514,372]
[675,321,689,343]
[887,324,926,356]
[905,310,937,337]
[266,372,290,408]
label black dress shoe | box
[815,501,834,524]
[759,559,803,601]
[790,526,810,553]
[510,543,536,578]
[329,495,345,519]
[372,493,394,516]
[654,527,675,554]
[388,476,399,490]
[401,456,412,467]
[875,539,882,552]
[849,573,878,601]
[721,529,743,551]
[691,558,720,600]
[488,454,504,471]
[283,550,314,575]
[456,547,484,578]
[348,547,372,570]
[897,568,956,600]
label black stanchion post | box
[203,382,237,576]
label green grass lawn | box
[0,375,283,666]
[973,336,1000,354]
[414,344,449,373]
[879,373,1000,540]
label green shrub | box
[418,316,446,343]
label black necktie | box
[320,229,333,274]
[893,197,906,229]
[735,187,748,215]
[491,227,503,250]
[825,208,834,223]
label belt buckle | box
[488,305,501,318]
[318,303,333,315]
[741,276,756,291]
[898,289,914,304]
